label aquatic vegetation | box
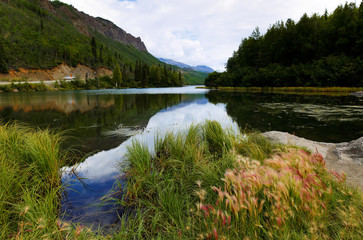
[120,121,363,239]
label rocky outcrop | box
[263,131,363,190]
[0,63,112,82]
[39,0,148,52]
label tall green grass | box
[118,120,363,239]
[0,123,99,239]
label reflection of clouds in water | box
[62,102,238,182]
[87,85,209,95]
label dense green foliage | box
[183,69,208,85]
[0,39,8,74]
[112,64,122,87]
[118,121,363,239]
[0,0,160,70]
[206,2,363,87]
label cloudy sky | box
[60,0,354,71]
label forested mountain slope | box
[0,0,159,73]
[205,2,363,87]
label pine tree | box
[0,40,8,74]
[113,64,122,88]
[91,37,97,59]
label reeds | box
[120,121,363,239]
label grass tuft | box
[0,122,101,239]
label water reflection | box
[61,98,238,225]
[206,91,363,142]
[0,89,204,154]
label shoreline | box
[198,86,363,96]
[263,131,363,190]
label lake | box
[0,86,362,226]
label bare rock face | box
[263,131,363,190]
[39,0,148,52]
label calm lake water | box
[0,86,362,226]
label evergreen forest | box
[205,2,363,87]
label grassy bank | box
[0,81,49,92]
[2,121,361,239]
[0,123,99,239]
[200,86,363,96]
[120,121,363,239]
[0,77,116,92]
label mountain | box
[39,1,148,52]
[0,0,160,72]
[158,58,214,73]
[0,0,206,86]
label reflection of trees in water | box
[0,93,195,153]
[206,91,362,142]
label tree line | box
[205,2,363,87]
[110,61,183,88]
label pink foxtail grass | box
[120,121,362,239]
[196,150,362,239]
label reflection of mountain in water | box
[0,91,205,154]
[0,98,115,114]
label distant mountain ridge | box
[158,58,214,73]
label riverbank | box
[0,77,118,92]
[200,86,363,96]
[120,121,362,239]
[1,121,362,239]
[123,122,363,239]
[263,131,363,190]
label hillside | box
[0,0,160,73]
[205,2,363,88]
[182,69,209,85]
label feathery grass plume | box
[196,149,363,239]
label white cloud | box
[60,0,352,71]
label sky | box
[60,0,356,71]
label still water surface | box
[0,86,362,226]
